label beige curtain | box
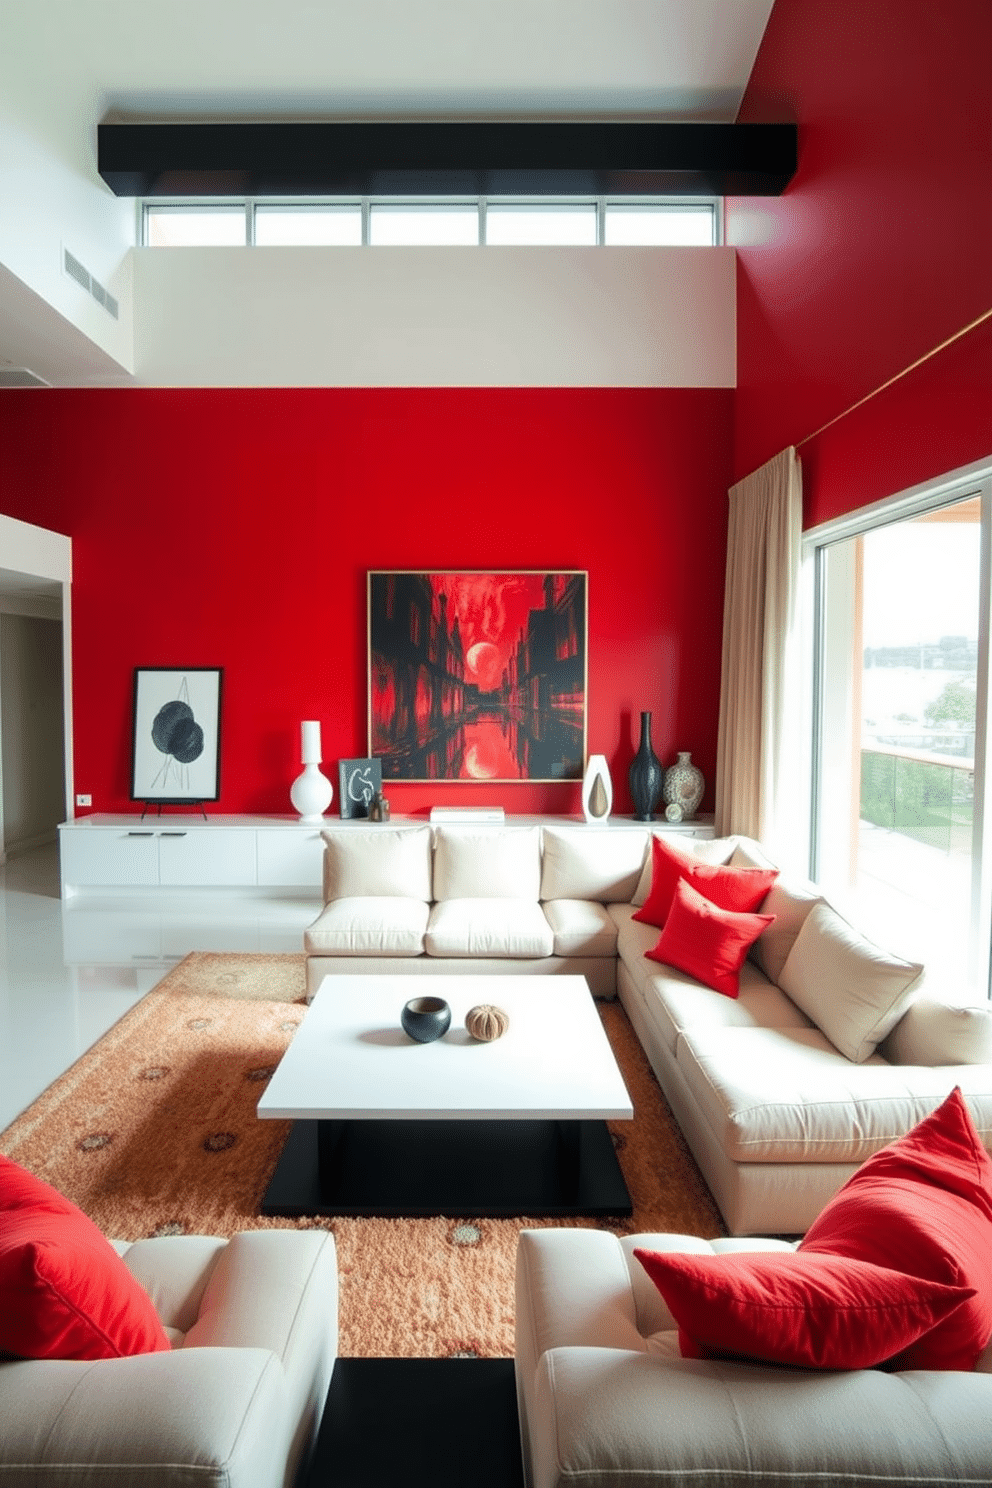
[714,446,803,861]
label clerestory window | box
[142,199,719,248]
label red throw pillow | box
[633,833,778,930]
[633,1246,973,1371]
[800,1087,992,1370]
[0,1154,171,1360]
[646,877,774,997]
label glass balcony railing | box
[860,744,974,854]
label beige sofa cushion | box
[728,838,778,870]
[433,826,541,900]
[608,902,662,991]
[425,898,554,958]
[540,826,647,902]
[751,878,823,985]
[631,834,738,906]
[543,899,618,958]
[777,900,924,1063]
[305,897,429,956]
[884,997,992,1066]
[609,904,812,1053]
[646,960,814,1057]
[676,1024,992,1164]
[322,825,432,900]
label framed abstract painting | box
[130,667,223,803]
[368,571,587,782]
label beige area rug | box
[0,953,724,1358]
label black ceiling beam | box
[98,121,796,198]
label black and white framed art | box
[130,667,223,803]
[337,757,383,819]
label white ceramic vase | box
[290,720,333,822]
[662,751,705,820]
[581,753,613,825]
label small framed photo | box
[130,668,223,803]
[338,757,382,819]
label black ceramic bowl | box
[401,996,451,1043]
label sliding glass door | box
[807,470,992,999]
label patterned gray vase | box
[662,751,705,820]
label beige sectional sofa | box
[615,832,992,1233]
[304,818,992,1235]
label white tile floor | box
[0,842,321,1132]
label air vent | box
[63,247,90,292]
[0,368,51,389]
[62,247,120,320]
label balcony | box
[844,746,976,995]
[860,743,973,854]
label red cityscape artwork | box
[368,571,587,781]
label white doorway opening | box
[0,515,73,864]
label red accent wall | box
[728,0,992,525]
[0,387,732,817]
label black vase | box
[628,711,663,821]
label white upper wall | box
[0,0,772,387]
[0,20,135,377]
[135,245,735,387]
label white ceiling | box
[0,0,775,388]
[13,0,776,122]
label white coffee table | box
[258,973,633,1218]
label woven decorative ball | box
[465,1004,509,1042]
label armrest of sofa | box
[516,1229,645,1369]
[183,1230,338,1367]
[529,1346,992,1488]
[116,1234,228,1334]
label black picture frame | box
[338,758,382,819]
[130,667,223,803]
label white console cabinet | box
[59,815,328,897]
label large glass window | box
[808,477,991,998]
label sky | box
[861,518,980,649]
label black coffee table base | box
[261,1115,632,1218]
[300,1358,524,1488]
